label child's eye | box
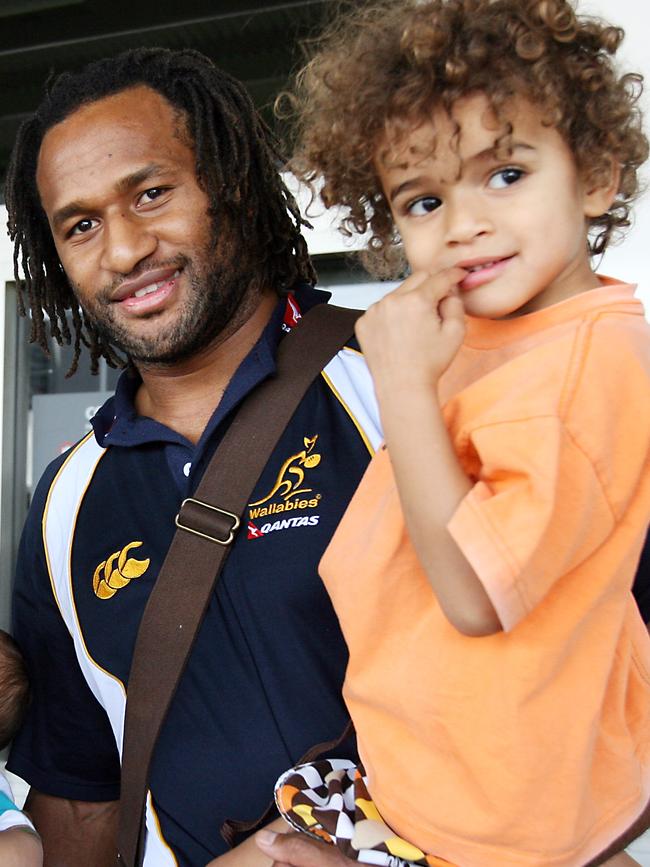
[406,196,442,216]
[488,167,525,189]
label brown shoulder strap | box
[116,303,361,867]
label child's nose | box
[444,194,492,245]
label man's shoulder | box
[27,432,108,547]
[29,440,88,519]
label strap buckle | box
[175,498,240,545]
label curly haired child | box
[260,2,650,866]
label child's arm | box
[356,268,502,636]
[0,826,43,867]
[0,774,42,867]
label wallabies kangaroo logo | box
[249,436,321,507]
[92,541,150,600]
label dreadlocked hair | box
[5,47,316,375]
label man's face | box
[37,85,250,365]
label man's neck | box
[133,290,278,444]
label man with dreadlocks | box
[3,47,380,867]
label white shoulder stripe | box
[42,433,107,640]
[42,434,177,866]
[322,347,383,453]
[42,433,128,744]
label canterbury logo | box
[249,435,321,507]
[92,541,150,600]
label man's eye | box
[406,196,442,216]
[488,167,525,189]
[139,187,168,204]
[69,218,96,236]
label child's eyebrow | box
[466,141,536,164]
[387,142,536,203]
[388,176,430,203]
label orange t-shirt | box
[319,281,650,867]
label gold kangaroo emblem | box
[249,436,321,507]
[92,541,150,600]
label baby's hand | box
[355,268,466,395]
[0,827,43,867]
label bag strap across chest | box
[116,302,361,867]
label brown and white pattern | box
[275,759,451,867]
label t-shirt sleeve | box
[0,771,36,834]
[447,317,650,632]
[7,462,120,802]
[447,417,615,630]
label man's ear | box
[583,158,621,218]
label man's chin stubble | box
[84,270,263,368]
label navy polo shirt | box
[9,286,375,866]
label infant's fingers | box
[408,269,466,308]
[438,293,465,321]
[393,266,466,298]
[425,267,466,299]
[354,267,465,350]
[439,294,466,342]
[390,270,432,295]
[354,308,373,345]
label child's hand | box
[0,827,42,867]
[355,267,466,396]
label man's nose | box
[444,193,492,246]
[99,214,158,275]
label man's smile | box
[112,267,182,313]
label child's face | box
[376,94,615,318]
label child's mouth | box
[458,256,514,291]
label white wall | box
[582,0,650,312]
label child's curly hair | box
[287,0,648,277]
